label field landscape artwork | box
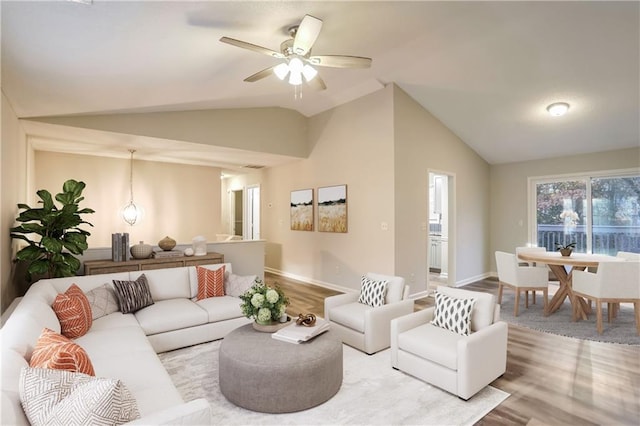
[318,185,347,233]
[291,189,313,231]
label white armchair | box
[495,251,549,316]
[391,286,507,400]
[324,273,413,355]
[573,261,640,335]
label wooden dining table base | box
[546,264,591,320]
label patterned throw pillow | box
[197,265,226,300]
[224,272,257,297]
[19,367,140,426]
[112,274,154,314]
[358,276,388,307]
[430,292,476,336]
[30,328,95,376]
[51,284,92,339]
[85,284,120,320]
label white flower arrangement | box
[239,280,289,325]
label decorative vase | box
[130,241,153,259]
[252,317,291,333]
[560,248,573,257]
[158,236,176,251]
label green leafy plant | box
[10,179,95,281]
[555,242,576,251]
[239,279,289,324]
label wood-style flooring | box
[265,272,640,426]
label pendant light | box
[122,149,142,225]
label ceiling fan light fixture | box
[547,102,570,117]
[288,57,304,73]
[289,70,303,86]
[273,63,289,80]
[302,64,318,82]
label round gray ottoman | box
[219,323,343,413]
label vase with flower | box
[556,242,576,257]
[239,280,290,332]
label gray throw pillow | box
[85,283,120,320]
[225,272,258,297]
[112,274,154,314]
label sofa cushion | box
[188,263,232,298]
[431,292,476,336]
[29,328,95,376]
[366,272,405,304]
[113,274,154,314]
[397,323,462,370]
[196,265,225,300]
[139,267,191,301]
[1,302,61,360]
[51,284,92,339]
[134,299,208,336]
[328,302,372,333]
[19,367,139,426]
[358,276,388,307]
[196,295,245,322]
[436,286,496,331]
[85,283,120,320]
[224,273,257,297]
[1,349,30,426]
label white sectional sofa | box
[1,262,252,425]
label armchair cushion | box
[436,286,496,331]
[431,292,476,336]
[397,323,462,370]
[327,302,370,332]
[358,276,388,307]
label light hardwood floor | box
[265,272,640,426]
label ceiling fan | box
[219,14,372,90]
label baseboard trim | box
[264,267,356,294]
[455,272,493,287]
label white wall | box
[489,147,640,271]
[34,151,222,248]
[261,86,395,292]
[1,93,30,311]
[393,86,491,291]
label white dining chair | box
[572,261,640,335]
[515,246,548,305]
[616,251,640,261]
[495,251,549,316]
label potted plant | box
[556,242,576,257]
[239,279,290,328]
[10,179,94,281]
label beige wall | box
[489,147,640,271]
[261,86,395,292]
[33,151,222,248]
[393,86,491,291]
[1,93,30,311]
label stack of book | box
[111,233,130,262]
[152,250,182,259]
[272,318,331,344]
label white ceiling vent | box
[243,164,265,169]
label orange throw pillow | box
[196,265,225,300]
[52,283,92,338]
[30,328,95,376]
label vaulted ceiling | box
[2,1,638,168]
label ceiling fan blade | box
[244,66,276,82]
[306,74,327,91]
[220,37,284,59]
[308,55,372,69]
[293,15,323,56]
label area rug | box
[498,286,640,345]
[159,339,509,425]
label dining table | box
[516,251,624,320]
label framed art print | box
[317,185,347,233]
[290,189,313,231]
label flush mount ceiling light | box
[547,102,570,117]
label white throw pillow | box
[358,276,388,307]
[225,273,258,297]
[85,283,120,320]
[19,367,140,426]
[430,292,476,336]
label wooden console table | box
[84,252,224,275]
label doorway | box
[231,189,243,237]
[245,185,260,240]
[428,171,455,292]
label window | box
[531,170,639,255]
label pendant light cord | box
[129,149,135,203]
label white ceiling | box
[2,0,638,168]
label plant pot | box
[252,317,291,333]
[560,248,573,257]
